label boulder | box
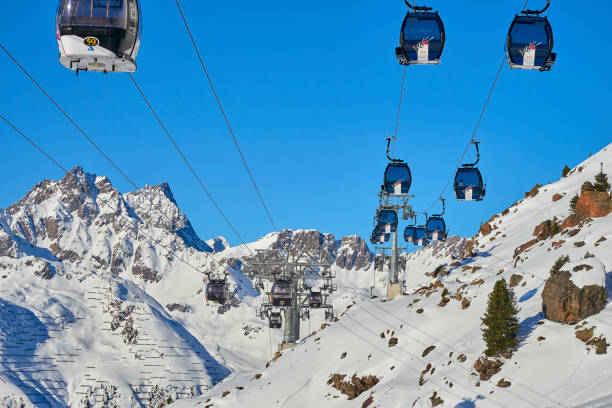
[479,222,493,237]
[552,193,563,202]
[542,271,607,324]
[575,189,612,218]
[514,239,538,258]
[474,357,503,381]
[533,220,553,240]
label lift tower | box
[376,136,415,300]
[249,248,336,351]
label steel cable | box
[174,0,278,233]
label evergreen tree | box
[569,194,579,212]
[594,162,611,192]
[562,165,570,178]
[481,279,520,357]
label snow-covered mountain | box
[172,144,612,408]
[0,168,377,407]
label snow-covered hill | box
[0,168,377,407]
[172,144,612,408]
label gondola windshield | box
[58,0,128,28]
[508,17,553,68]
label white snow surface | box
[171,144,612,408]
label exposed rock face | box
[575,182,612,218]
[327,374,379,400]
[533,220,553,241]
[0,167,212,283]
[479,222,493,236]
[514,239,538,258]
[335,235,373,270]
[542,271,607,324]
[251,230,374,271]
[271,230,337,263]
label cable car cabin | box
[383,162,412,196]
[376,209,398,234]
[507,16,555,71]
[269,312,282,329]
[404,226,416,243]
[270,279,293,307]
[426,216,446,241]
[309,292,323,309]
[454,167,485,201]
[414,227,428,247]
[396,12,445,66]
[205,280,228,304]
[56,0,142,73]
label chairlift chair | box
[396,1,445,66]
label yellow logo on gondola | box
[84,37,99,47]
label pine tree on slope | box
[594,163,611,192]
[481,279,520,357]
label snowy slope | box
[0,168,378,407]
[172,144,612,408]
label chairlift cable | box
[128,74,254,255]
[174,0,278,233]
[423,54,506,212]
[391,65,407,157]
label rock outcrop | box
[542,271,607,324]
[575,182,612,219]
[335,235,373,270]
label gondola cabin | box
[205,280,228,304]
[270,279,293,307]
[396,12,445,65]
[426,216,446,241]
[269,312,282,329]
[414,227,428,247]
[404,226,416,243]
[377,209,398,234]
[309,292,323,309]
[507,15,555,71]
[56,0,142,73]
[383,162,412,195]
[454,167,485,201]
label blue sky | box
[0,0,610,248]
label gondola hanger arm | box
[404,0,433,12]
[385,136,403,163]
[462,140,481,167]
[433,198,446,217]
[521,0,550,15]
